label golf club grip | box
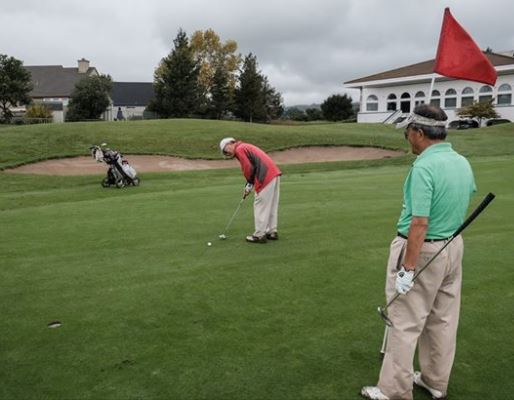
[452,192,495,238]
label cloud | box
[1,0,513,106]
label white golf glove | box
[243,183,253,198]
[395,267,415,294]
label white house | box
[25,58,98,122]
[23,60,155,122]
[344,51,514,125]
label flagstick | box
[427,74,436,104]
[489,83,497,127]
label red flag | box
[434,8,497,85]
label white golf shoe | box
[360,386,389,400]
[413,371,447,399]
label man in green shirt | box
[361,105,476,400]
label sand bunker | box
[6,146,403,176]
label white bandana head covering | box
[396,113,447,129]
[219,137,236,154]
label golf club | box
[380,326,389,358]
[379,242,406,357]
[219,197,245,240]
[378,192,496,327]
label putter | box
[378,192,496,327]
[219,197,245,240]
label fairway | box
[1,121,513,399]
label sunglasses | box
[403,125,419,140]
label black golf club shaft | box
[378,192,495,326]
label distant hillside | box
[285,104,321,111]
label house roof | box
[344,52,514,85]
[111,82,155,107]
[25,65,97,98]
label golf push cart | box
[90,144,140,188]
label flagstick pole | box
[427,74,436,104]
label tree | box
[233,53,283,123]
[321,94,354,121]
[262,77,284,121]
[210,60,232,119]
[66,74,113,121]
[305,107,323,121]
[458,99,500,126]
[283,107,307,121]
[152,29,200,118]
[190,29,241,96]
[234,53,266,123]
[0,54,33,123]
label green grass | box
[0,119,513,399]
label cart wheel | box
[115,179,125,188]
[101,178,110,188]
[132,177,140,186]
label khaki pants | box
[378,235,464,400]
[253,176,280,237]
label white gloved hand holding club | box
[243,182,253,199]
[395,266,415,294]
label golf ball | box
[207,242,212,246]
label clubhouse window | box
[415,91,425,106]
[479,85,493,103]
[430,90,441,107]
[461,87,474,107]
[366,95,379,111]
[444,88,457,108]
[497,84,512,105]
[387,94,397,111]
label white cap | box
[219,137,236,153]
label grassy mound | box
[1,119,513,169]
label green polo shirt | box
[397,142,476,239]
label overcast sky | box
[1,0,513,106]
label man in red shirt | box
[219,137,282,243]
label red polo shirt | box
[233,142,281,193]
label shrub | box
[25,103,53,124]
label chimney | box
[78,58,90,73]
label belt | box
[397,232,450,242]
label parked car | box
[447,119,479,130]
[486,118,511,127]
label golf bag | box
[90,144,140,188]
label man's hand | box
[243,183,254,199]
[395,266,415,294]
